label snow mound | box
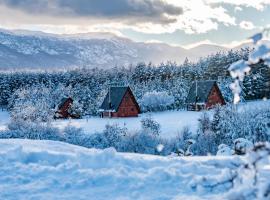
[0,139,244,200]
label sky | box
[0,0,270,48]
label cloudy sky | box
[0,0,270,48]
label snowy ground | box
[54,110,202,138]
[0,100,270,138]
[0,109,202,138]
[0,139,245,200]
[54,100,270,138]
[0,100,269,139]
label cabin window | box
[125,96,129,101]
[131,108,134,112]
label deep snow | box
[0,139,244,200]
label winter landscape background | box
[0,0,270,199]
[0,27,269,199]
[0,29,266,69]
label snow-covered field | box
[54,110,202,138]
[0,100,269,139]
[0,139,245,200]
[0,109,202,138]
[54,100,270,138]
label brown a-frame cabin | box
[186,80,226,111]
[99,86,140,118]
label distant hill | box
[0,29,263,69]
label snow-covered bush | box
[170,126,194,156]
[198,112,211,135]
[217,144,234,156]
[5,120,62,141]
[193,104,270,155]
[227,142,270,200]
[139,91,174,112]
[102,124,127,151]
[122,131,161,154]
[191,112,218,155]
[192,131,217,156]
[141,116,161,136]
[63,125,85,146]
[84,133,108,149]
[233,138,253,155]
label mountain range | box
[0,29,258,69]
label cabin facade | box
[186,80,225,111]
[99,86,140,118]
[55,97,79,119]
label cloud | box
[239,21,255,30]
[0,0,259,35]
[206,0,270,11]
[234,6,243,12]
[0,0,182,24]
[168,0,236,34]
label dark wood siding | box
[115,90,139,117]
[186,83,226,111]
[102,89,140,118]
[205,85,226,109]
[55,98,78,119]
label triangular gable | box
[58,97,73,109]
[118,87,141,113]
[186,80,216,104]
[100,86,138,112]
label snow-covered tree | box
[139,91,174,112]
[9,84,55,123]
[229,30,270,104]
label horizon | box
[0,27,265,50]
[0,0,270,48]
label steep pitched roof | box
[58,97,73,109]
[100,86,137,112]
[186,80,217,104]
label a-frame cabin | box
[186,80,226,111]
[99,86,140,118]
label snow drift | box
[0,139,245,200]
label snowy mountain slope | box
[0,139,244,200]
[188,44,228,57]
[0,29,250,69]
[0,29,268,69]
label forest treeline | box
[0,48,269,116]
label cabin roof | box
[58,97,72,109]
[186,80,217,104]
[100,86,130,112]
